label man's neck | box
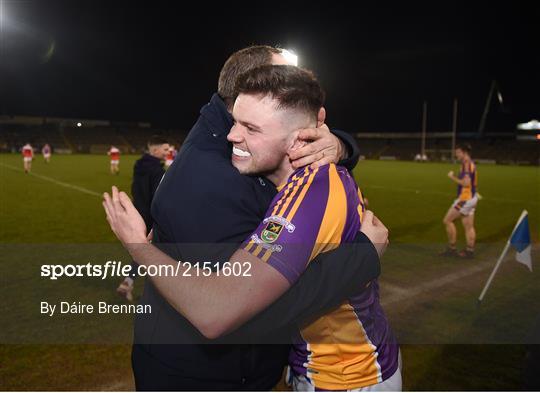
[267,161,296,189]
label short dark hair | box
[456,143,472,154]
[234,65,325,121]
[147,135,169,147]
[218,45,282,109]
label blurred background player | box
[117,136,170,301]
[22,143,34,173]
[164,144,177,169]
[107,145,120,175]
[42,143,51,163]
[440,143,478,258]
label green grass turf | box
[0,154,538,390]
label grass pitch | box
[1,154,538,390]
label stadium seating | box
[356,135,538,165]
[0,117,185,155]
[1,116,537,164]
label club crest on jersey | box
[262,215,295,233]
[261,220,284,243]
[250,234,283,252]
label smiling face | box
[227,93,310,185]
[149,143,170,160]
[228,65,325,184]
[455,148,469,162]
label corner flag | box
[510,211,532,271]
[478,210,533,305]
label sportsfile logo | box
[41,260,253,280]
[41,260,176,280]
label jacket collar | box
[200,93,233,138]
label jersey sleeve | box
[241,165,335,285]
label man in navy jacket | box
[105,46,389,391]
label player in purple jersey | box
[102,65,396,389]
[42,143,51,163]
[441,143,479,259]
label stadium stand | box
[0,116,185,154]
[1,116,537,164]
[356,132,539,165]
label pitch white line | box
[381,282,411,297]
[0,162,101,197]
[95,379,133,391]
[380,263,493,307]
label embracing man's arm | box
[228,227,384,341]
[104,186,296,339]
[104,180,387,341]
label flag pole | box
[477,210,528,307]
[477,242,511,306]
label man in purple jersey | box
[103,64,399,390]
[441,143,479,259]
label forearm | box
[103,186,291,338]
[450,175,469,186]
[126,243,254,338]
[126,243,288,338]
[330,129,360,171]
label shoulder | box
[279,164,346,197]
[276,165,327,198]
[162,145,261,201]
[270,165,338,219]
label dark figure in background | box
[117,136,170,301]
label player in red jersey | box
[22,143,34,173]
[108,146,121,175]
[164,144,177,169]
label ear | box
[289,130,307,151]
[317,107,326,127]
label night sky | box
[1,1,538,133]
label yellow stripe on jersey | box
[272,181,295,216]
[357,189,366,223]
[308,165,347,261]
[471,163,478,187]
[244,240,256,253]
[261,248,272,262]
[302,303,382,390]
[285,167,319,222]
[270,167,309,217]
[252,244,264,258]
[276,167,310,217]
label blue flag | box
[510,211,532,271]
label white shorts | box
[23,157,32,163]
[110,160,119,165]
[43,153,51,159]
[452,195,478,216]
[291,351,402,392]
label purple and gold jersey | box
[242,164,398,390]
[457,160,478,201]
